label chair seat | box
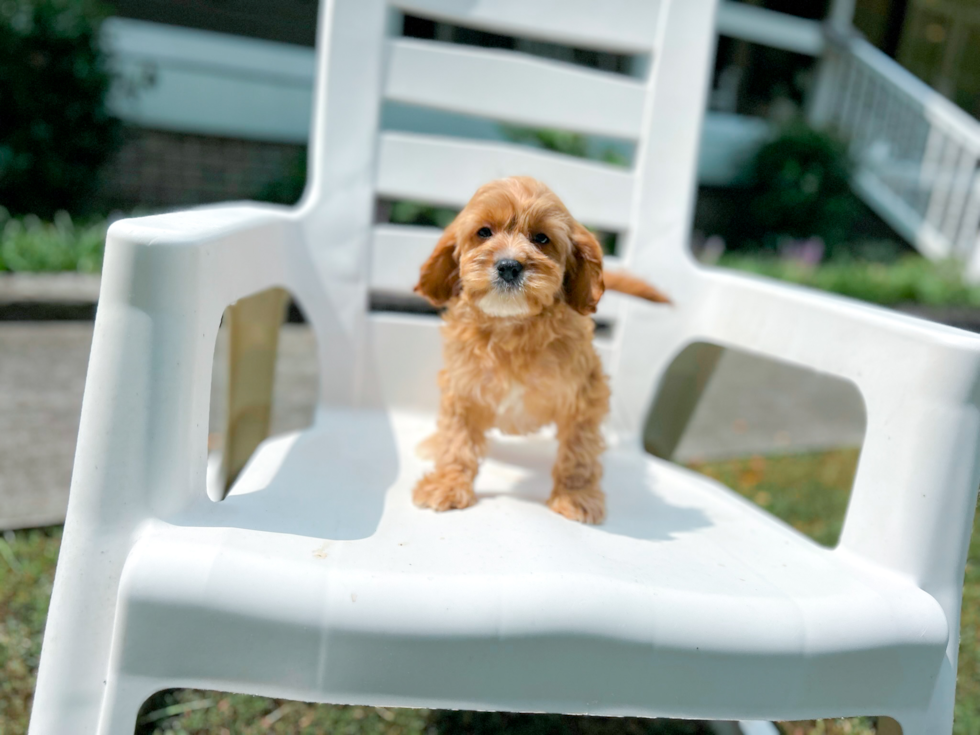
[113,410,948,722]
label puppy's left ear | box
[563,223,605,315]
[414,222,460,307]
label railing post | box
[807,34,841,129]
[827,0,856,32]
[807,0,856,129]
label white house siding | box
[103,17,772,190]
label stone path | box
[0,316,867,529]
[0,322,321,530]
[673,348,865,463]
[0,324,92,529]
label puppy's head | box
[414,177,604,318]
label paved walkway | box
[1,317,868,529]
[0,324,91,529]
[673,348,865,463]
[0,322,322,529]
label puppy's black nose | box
[496,259,524,284]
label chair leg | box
[28,545,125,735]
[97,675,160,735]
[31,587,155,735]
[880,713,946,735]
[881,657,957,735]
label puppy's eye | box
[477,227,493,239]
[532,233,550,246]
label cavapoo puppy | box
[412,176,669,524]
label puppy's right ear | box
[414,222,460,307]
[564,223,605,315]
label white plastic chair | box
[29,1,980,733]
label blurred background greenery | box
[0,0,121,219]
[0,0,972,309]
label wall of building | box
[98,16,776,209]
[112,0,318,47]
[96,129,303,211]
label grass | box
[719,253,980,308]
[1,450,977,734]
[130,696,709,735]
[0,527,60,729]
[4,206,980,315]
[689,450,860,547]
[0,209,106,273]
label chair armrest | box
[102,203,299,307]
[69,203,304,526]
[698,268,980,600]
[698,268,980,398]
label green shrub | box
[255,148,307,206]
[0,207,106,272]
[0,0,121,217]
[747,124,857,253]
[388,200,458,229]
[710,122,862,258]
[500,125,630,167]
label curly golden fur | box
[412,177,667,524]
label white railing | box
[103,18,315,144]
[716,1,823,56]
[810,31,980,278]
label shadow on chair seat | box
[475,430,714,541]
[180,409,401,539]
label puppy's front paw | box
[413,468,476,512]
[548,487,606,524]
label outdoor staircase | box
[809,29,980,280]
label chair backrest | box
[296,0,719,438]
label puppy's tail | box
[416,432,441,461]
[603,270,672,304]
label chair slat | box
[371,225,443,296]
[368,311,616,417]
[371,224,622,320]
[376,132,635,231]
[368,312,616,414]
[384,39,646,140]
[389,0,659,54]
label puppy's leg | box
[413,395,493,512]
[548,370,609,524]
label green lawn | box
[6,208,980,314]
[1,450,977,734]
[0,210,106,274]
[717,254,980,309]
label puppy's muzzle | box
[496,259,524,286]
